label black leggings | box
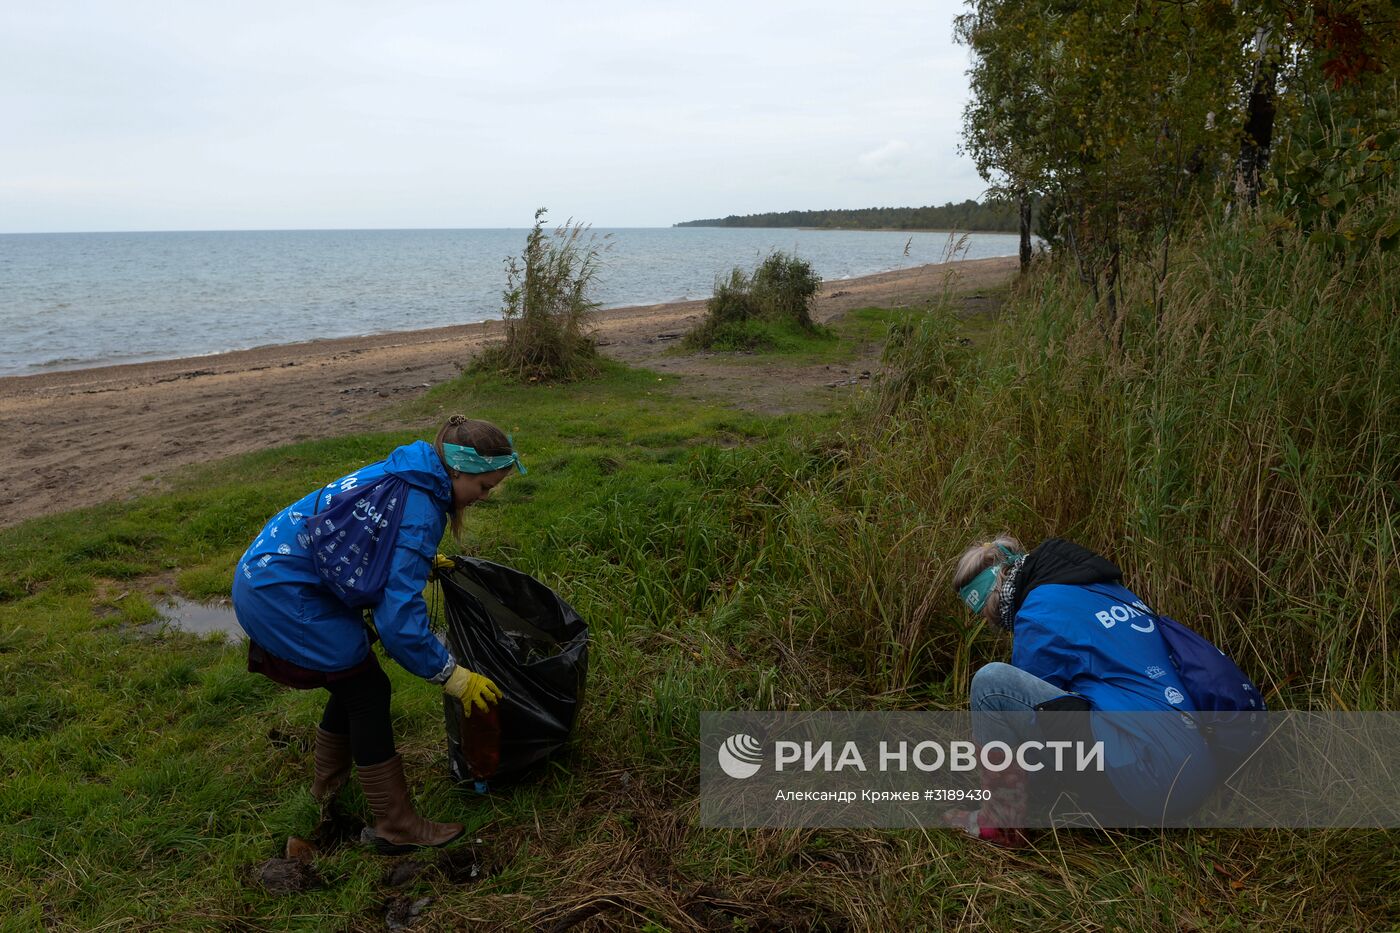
[320,660,397,766]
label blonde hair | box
[433,415,512,539]
[952,534,1026,623]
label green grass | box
[1,263,1396,930]
[676,316,838,354]
[670,301,1005,371]
[669,307,953,365]
[0,362,842,930]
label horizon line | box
[0,223,1018,237]
[0,224,681,236]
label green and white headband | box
[958,544,1024,614]
[443,439,527,475]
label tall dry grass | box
[771,205,1399,706]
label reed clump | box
[477,208,607,382]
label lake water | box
[0,227,1020,376]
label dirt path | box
[0,256,1015,527]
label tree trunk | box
[1238,29,1278,205]
[1018,192,1033,273]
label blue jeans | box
[970,662,1064,746]
[969,662,1133,822]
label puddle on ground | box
[155,597,245,638]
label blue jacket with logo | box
[231,441,456,682]
[1009,544,1216,817]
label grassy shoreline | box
[2,257,1396,929]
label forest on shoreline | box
[675,199,1022,232]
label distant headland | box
[674,200,1020,232]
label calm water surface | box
[0,227,1019,376]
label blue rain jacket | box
[1013,581,1217,818]
[232,441,456,682]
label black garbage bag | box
[438,556,588,786]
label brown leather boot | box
[357,754,464,854]
[308,727,353,811]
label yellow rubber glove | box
[443,665,502,717]
[431,553,455,578]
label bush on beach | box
[476,208,607,382]
[684,250,823,351]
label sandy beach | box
[0,256,1016,527]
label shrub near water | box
[476,208,606,382]
[685,250,825,351]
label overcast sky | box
[1,1,983,232]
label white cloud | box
[0,0,980,231]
